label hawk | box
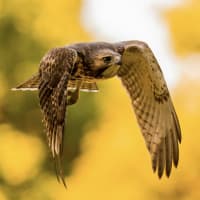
[12,41,181,186]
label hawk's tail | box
[11,73,40,91]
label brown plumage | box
[117,41,181,178]
[12,40,181,186]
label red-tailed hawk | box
[12,41,181,186]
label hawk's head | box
[88,48,121,79]
[70,42,121,79]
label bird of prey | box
[12,40,181,186]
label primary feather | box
[117,41,181,177]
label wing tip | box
[151,137,179,179]
[166,168,171,178]
[158,171,163,179]
[54,155,67,188]
[58,176,67,189]
[173,159,179,168]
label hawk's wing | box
[117,41,181,178]
[38,47,77,186]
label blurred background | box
[0,0,200,199]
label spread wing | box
[38,47,77,186]
[117,41,181,178]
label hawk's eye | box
[102,56,112,64]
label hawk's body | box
[12,41,181,186]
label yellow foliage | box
[165,0,200,55]
[32,0,90,45]
[1,0,90,45]
[0,190,7,200]
[0,124,45,185]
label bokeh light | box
[0,124,45,185]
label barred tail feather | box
[12,73,40,91]
[68,80,99,92]
[80,81,99,92]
